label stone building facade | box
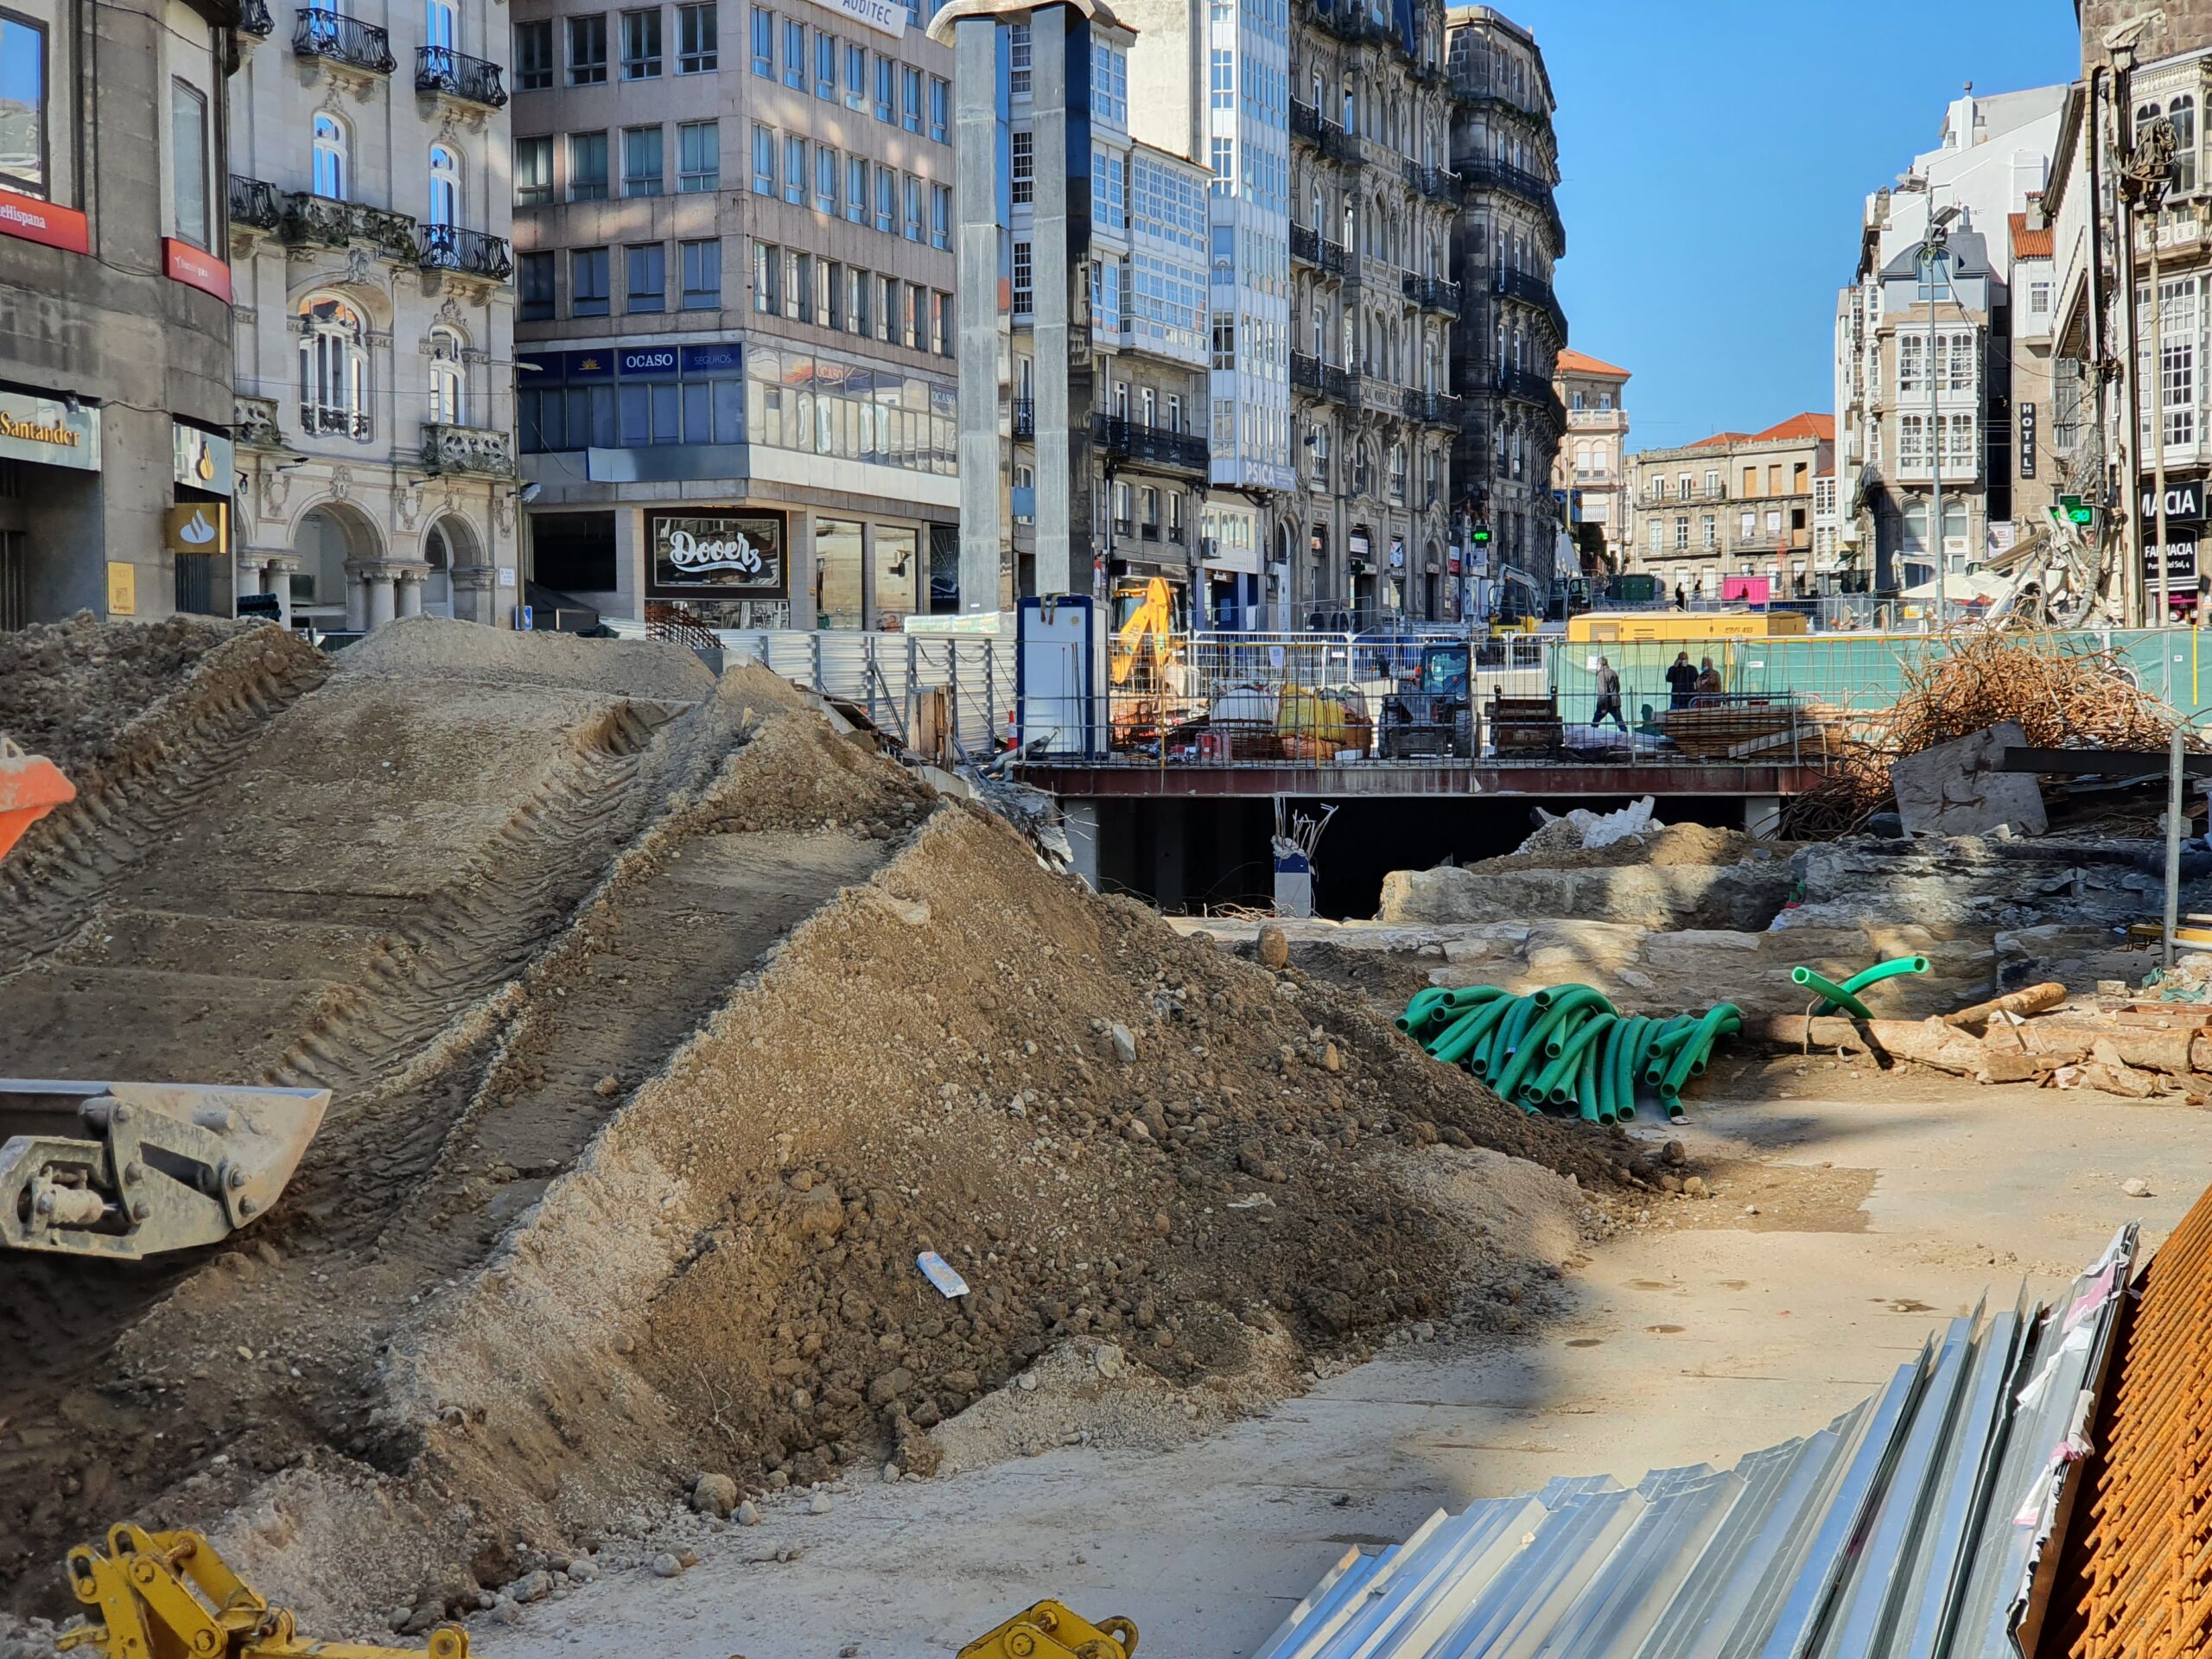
[1624,416,1835,600]
[1551,346,1627,569]
[227,0,521,629]
[514,0,959,629]
[0,0,238,626]
[1445,4,1562,622]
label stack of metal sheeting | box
[1255,1230,2134,1659]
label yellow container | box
[1565,609,1809,644]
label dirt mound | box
[0,613,315,782]
[340,614,717,704]
[0,628,1619,1636]
[1477,821,1762,871]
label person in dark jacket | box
[1664,651,1697,710]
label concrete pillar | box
[1744,796,1783,839]
[790,506,817,630]
[1062,798,1100,890]
[345,571,369,630]
[236,559,263,598]
[367,573,397,629]
[269,563,295,627]
[858,518,876,631]
[1030,4,1092,599]
[397,574,423,618]
[953,16,1007,616]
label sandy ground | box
[461,1062,2212,1659]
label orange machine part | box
[0,740,74,861]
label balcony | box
[418,223,514,281]
[421,423,518,480]
[1012,397,1034,438]
[282,192,418,261]
[1314,1,1386,47]
[1290,99,1323,144]
[1139,522,1160,542]
[1290,222,1321,268]
[1332,370,1364,410]
[228,174,284,232]
[1403,160,1459,205]
[238,0,274,36]
[1290,350,1324,395]
[1495,364,1566,428]
[1448,68,1548,122]
[293,7,396,73]
[416,45,507,107]
[1092,415,1208,475]
[1403,389,1463,427]
[1458,157,1566,255]
[1492,265,1567,342]
[301,406,372,440]
[233,396,285,451]
[1403,271,1461,317]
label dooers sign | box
[646,509,788,599]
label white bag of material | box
[1580,797,1660,849]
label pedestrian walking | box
[1664,651,1697,710]
[1592,655,1627,731]
[1694,657,1722,702]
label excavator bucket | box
[0,736,74,862]
[0,1079,328,1260]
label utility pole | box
[2135,113,2181,626]
[1919,210,1954,628]
[2114,45,2146,625]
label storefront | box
[0,385,103,627]
[2141,477,2206,616]
[645,508,790,628]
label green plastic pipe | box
[1432,996,1512,1066]
[1575,1037,1605,1123]
[1531,982,1600,1009]
[1538,988,1615,1057]
[1685,1008,1743,1077]
[1662,1004,1744,1098]
[1471,995,1533,1078]
[1535,1013,1616,1107]
[1494,997,1590,1103]
[1833,956,1930,1004]
[1397,988,1447,1033]
[1608,1015,1646,1123]
[1643,1016,1700,1084]
[1791,966,1872,1021]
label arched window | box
[313,114,347,200]
[298,295,369,438]
[429,145,460,228]
[424,0,454,48]
[429,326,465,424]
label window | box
[750,5,771,75]
[783,17,803,86]
[847,155,868,222]
[622,125,663,195]
[170,79,210,247]
[572,245,611,315]
[1092,41,1126,126]
[2028,279,2053,318]
[845,41,866,109]
[2158,276,2200,448]
[682,238,720,308]
[812,27,836,96]
[569,130,608,199]
[516,135,553,206]
[854,268,872,335]
[626,241,665,310]
[427,143,459,226]
[789,250,811,321]
[299,296,370,437]
[929,75,949,142]
[2174,95,2199,193]
[620,9,660,76]
[816,145,836,213]
[1008,22,1029,97]
[519,251,555,320]
[1011,130,1033,204]
[877,275,896,340]
[1210,135,1231,194]
[1675,473,1690,501]
[1943,332,1974,393]
[751,124,774,194]
[514,18,553,90]
[1211,312,1232,368]
[874,53,893,121]
[902,64,922,131]
[784,134,804,204]
[676,2,715,70]
[753,238,779,312]
[312,113,347,199]
[1898,412,1928,469]
[875,162,894,232]
[1701,515,1716,549]
[1674,516,1688,550]
[902,174,923,240]
[568,14,607,82]
[428,327,465,425]
[931,182,950,250]
[932,289,950,354]
[1013,238,1032,312]
[677,119,718,190]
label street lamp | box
[1919,204,1959,630]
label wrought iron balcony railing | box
[1403,389,1464,427]
[228,174,284,231]
[1012,397,1034,438]
[283,192,418,261]
[1402,272,1462,317]
[1290,221,1322,267]
[301,406,372,440]
[1290,99,1323,143]
[294,7,396,73]
[1493,264,1567,341]
[1459,156,1566,255]
[1496,365,1567,428]
[238,0,274,36]
[1403,161,1460,205]
[416,45,507,106]
[418,223,514,281]
[1290,350,1324,394]
[1091,415,1208,474]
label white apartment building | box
[1552,346,1627,567]
[228,0,521,628]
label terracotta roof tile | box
[1554,348,1630,379]
[2010,210,2054,260]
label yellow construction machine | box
[0,1080,328,1262]
[55,1528,1137,1659]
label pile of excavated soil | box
[0,613,315,782]
[1477,822,1763,872]
[0,622,1621,1640]
[341,613,717,704]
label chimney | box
[2026,189,2047,232]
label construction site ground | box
[463,1062,2212,1659]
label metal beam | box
[1999,746,2212,779]
[1015,761,1827,799]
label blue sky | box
[1509,0,2082,452]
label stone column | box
[397,573,423,618]
[266,557,298,626]
[952,14,1007,616]
[1030,3,1092,599]
[236,557,264,599]
[366,571,397,629]
[345,568,369,630]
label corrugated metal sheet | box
[1255,1230,2135,1659]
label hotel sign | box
[0,389,100,471]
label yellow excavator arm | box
[1109,577,1176,688]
